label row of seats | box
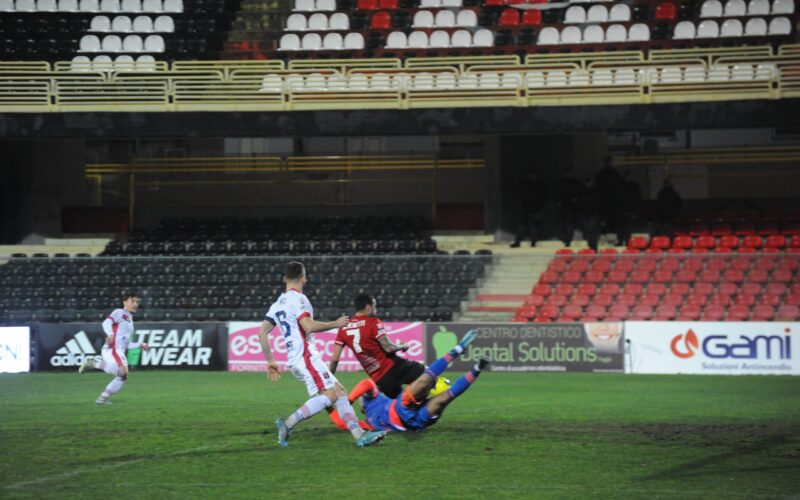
[538,23,652,42]
[517,302,800,321]
[293,0,338,10]
[71,54,158,66]
[562,3,635,23]
[0,0,182,11]
[286,11,351,30]
[676,220,800,236]
[695,0,795,17]
[628,234,800,252]
[285,9,483,30]
[103,238,440,255]
[89,14,174,32]
[258,65,777,94]
[411,9,481,27]
[673,17,791,37]
[79,33,165,51]
[386,28,493,47]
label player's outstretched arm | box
[258,320,281,382]
[299,315,349,334]
[378,335,409,354]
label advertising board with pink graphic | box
[227,321,425,372]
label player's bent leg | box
[425,357,490,419]
[407,329,479,402]
[97,374,127,404]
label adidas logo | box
[50,331,101,367]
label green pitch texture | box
[1,371,799,499]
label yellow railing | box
[1,44,798,112]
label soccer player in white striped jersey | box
[259,261,387,448]
[79,292,149,404]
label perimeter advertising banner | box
[227,321,425,372]
[625,322,800,375]
[35,323,228,371]
[0,327,31,373]
[425,322,625,373]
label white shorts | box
[288,355,338,397]
[101,347,128,376]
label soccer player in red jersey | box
[329,293,425,399]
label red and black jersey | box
[335,314,394,381]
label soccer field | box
[1,371,799,499]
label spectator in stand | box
[555,171,584,247]
[653,178,683,237]
[511,171,548,248]
[593,157,623,243]
[581,180,600,252]
[618,171,642,246]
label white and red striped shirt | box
[102,308,139,351]
[265,289,316,368]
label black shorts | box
[376,358,426,399]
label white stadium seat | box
[435,73,457,89]
[136,54,156,68]
[587,4,608,22]
[583,25,604,42]
[329,12,349,29]
[91,15,111,31]
[16,0,35,10]
[747,0,770,13]
[720,18,743,36]
[744,17,767,35]
[458,73,478,89]
[58,0,78,10]
[327,75,346,91]
[279,34,300,50]
[301,33,322,50]
[347,74,369,91]
[526,72,545,88]
[133,15,154,31]
[478,73,500,89]
[569,71,589,86]
[429,30,450,47]
[370,73,394,90]
[700,0,723,16]
[472,28,493,47]
[546,70,567,86]
[141,0,160,10]
[100,0,119,11]
[435,9,455,27]
[708,65,730,81]
[564,5,586,23]
[71,55,92,69]
[294,0,313,10]
[386,31,407,48]
[408,31,429,48]
[121,0,139,11]
[308,12,327,30]
[261,74,283,93]
[112,15,132,31]
[413,10,434,27]
[0,0,14,10]
[411,73,434,90]
[614,68,637,85]
[161,0,180,11]
[102,34,122,51]
[153,15,172,31]
[628,23,650,40]
[561,26,581,44]
[123,34,143,50]
[768,16,790,34]
[451,29,472,47]
[143,34,164,51]
[38,0,58,11]
[609,3,630,21]
[771,0,794,13]
[420,0,440,6]
[697,19,720,37]
[659,66,682,83]
[724,0,746,15]
[286,74,304,90]
[674,20,697,38]
[732,64,755,80]
[115,54,134,63]
[344,32,364,49]
[93,55,113,71]
[456,9,477,26]
[605,24,627,42]
[80,0,99,10]
[591,69,612,85]
[286,13,307,31]
[304,73,325,91]
[80,34,101,51]
[684,66,706,82]
[323,32,343,49]
[538,27,559,45]
[755,63,776,79]
[441,0,461,5]
[316,0,335,10]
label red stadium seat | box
[683,258,705,272]
[779,258,799,271]
[570,294,590,307]
[765,283,787,296]
[788,295,800,306]
[622,283,644,296]
[590,259,612,273]
[599,284,620,296]
[693,282,714,296]
[357,0,378,9]
[533,316,553,323]
[754,257,776,271]
[627,236,648,250]
[538,305,559,320]
[752,305,775,321]
[548,259,568,272]
[766,235,787,249]
[607,271,627,283]
[555,284,574,296]
[712,223,733,236]
[670,283,691,296]
[655,1,676,19]
[741,283,762,295]
[689,224,709,236]
[672,235,693,250]
[484,0,505,5]
[608,305,630,319]
[645,248,663,254]
[675,270,697,283]
[707,258,728,271]
[719,235,739,249]
[630,270,651,283]
[584,271,604,283]
[650,236,671,250]
[617,294,638,307]
[640,294,660,307]
[600,249,619,256]
[702,305,726,321]
[772,269,793,282]
[652,270,673,283]
[743,235,763,249]
[692,248,711,253]
[570,259,590,273]
[758,222,779,236]
[378,0,397,7]
[578,283,597,296]
[585,305,606,320]
[662,294,684,307]
[790,235,800,248]
[637,259,657,272]
[578,249,596,255]
[777,305,800,320]
[498,8,520,26]
[738,247,757,254]
[592,293,613,307]
[562,305,583,320]
[539,271,559,284]
[759,294,782,307]
[526,295,545,307]
[763,247,780,254]
[746,269,769,283]
[727,305,750,321]
[730,258,751,271]
[631,305,653,320]
[532,283,552,296]
[654,304,677,320]
[556,248,574,255]
[695,235,716,249]
[718,282,738,295]
[667,248,686,254]
[734,222,756,236]
[677,304,702,320]
[546,294,568,307]
[659,259,681,272]
[562,271,582,284]
[622,248,641,254]
[370,11,391,29]
[615,259,635,272]
[735,294,756,306]
[646,283,667,296]
[722,270,744,283]
[686,294,707,307]
[708,294,732,307]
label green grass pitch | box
[1,371,799,499]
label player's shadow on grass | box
[641,433,797,481]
